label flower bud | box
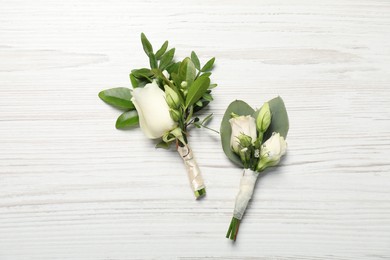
[169,109,181,122]
[237,134,253,148]
[256,102,271,133]
[164,85,180,108]
[238,147,251,167]
[181,81,188,88]
[257,132,287,171]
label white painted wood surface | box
[1,0,390,259]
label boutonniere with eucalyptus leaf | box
[99,33,217,199]
[220,97,289,240]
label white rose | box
[257,132,287,170]
[131,80,177,139]
[229,115,257,153]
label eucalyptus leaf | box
[115,110,139,129]
[263,96,289,141]
[141,33,153,56]
[98,87,134,110]
[201,57,215,72]
[191,51,200,70]
[155,41,168,60]
[159,48,175,70]
[220,100,255,167]
[185,74,210,108]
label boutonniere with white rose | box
[99,33,217,199]
[220,97,289,240]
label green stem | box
[226,217,241,241]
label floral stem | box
[226,217,240,241]
[177,144,206,199]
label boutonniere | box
[220,97,289,240]
[99,33,217,199]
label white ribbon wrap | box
[233,169,258,220]
[177,144,205,193]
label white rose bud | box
[229,115,257,154]
[131,80,177,139]
[257,132,287,171]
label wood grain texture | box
[1,0,390,259]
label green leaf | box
[179,57,196,87]
[131,68,153,80]
[209,83,218,89]
[149,53,158,69]
[193,99,210,113]
[263,96,289,141]
[115,110,139,129]
[201,113,213,125]
[159,48,175,70]
[191,51,200,70]
[141,33,153,56]
[155,141,171,149]
[129,73,138,88]
[155,41,168,60]
[201,72,212,78]
[185,74,210,108]
[202,93,213,102]
[220,100,255,167]
[166,61,181,74]
[201,57,215,72]
[98,87,134,110]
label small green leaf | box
[98,87,134,110]
[179,57,196,87]
[202,93,213,102]
[155,41,168,60]
[185,74,210,108]
[209,83,218,89]
[166,61,181,74]
[131,68,153,81]
[149,53,158,69]
[201,113,213,125]
[195,100,203,107]
[159,48,175,70]
[141,33,153,56]
[129,73,138,88]
[155,141,171,149]
[193,100,210,113]
[201,57,215,72]
[191,51,200,70]
[201,72,212,78]
[220,100,255,167]
[115,110,139,129]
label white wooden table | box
[1,0,389,259]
